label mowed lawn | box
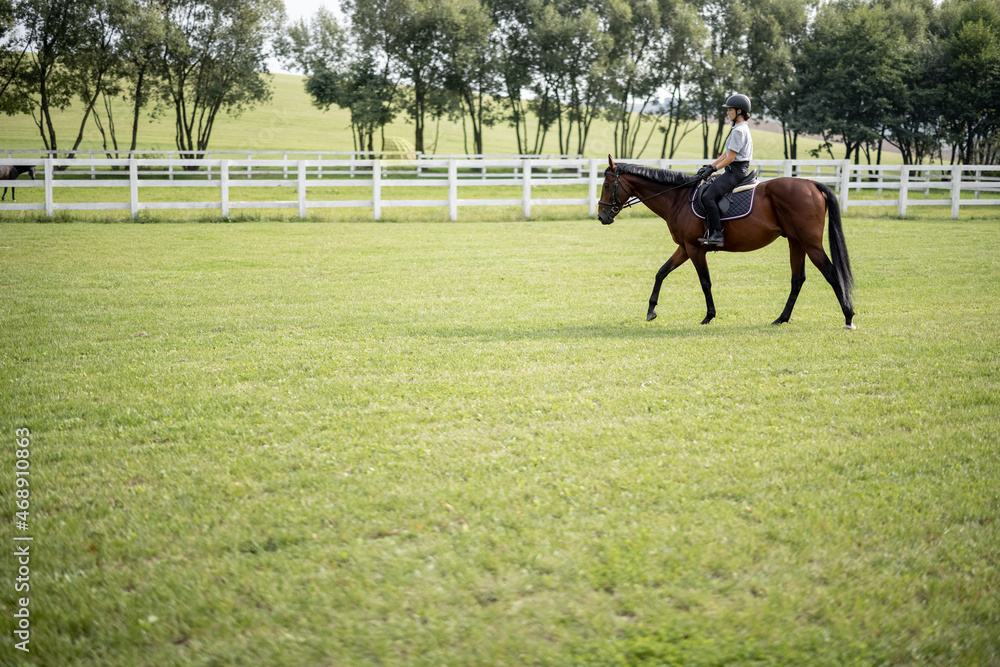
[1,211,998,666]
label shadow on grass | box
[414,320,791,342]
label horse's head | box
[597,155,632,225]
[18,165,35,180]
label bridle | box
[598,169,633,219]
[598,168,701,223]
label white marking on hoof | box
[845,323,856,330]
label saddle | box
[691,169,760,221]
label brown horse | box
[0,165,36,202]
[598,156,855,329]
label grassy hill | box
[1,72,866,161]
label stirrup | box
[699,231,724,247]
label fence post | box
[129,156,139,219]
[838,160,851,211]
[44,159,53,218]
[951,165,962,220]
[522,158,532,218]
[898,165,910,217]
[283,154,289,179]
[448,159,458,222]
[783,160,792,178]
[373,159,381,221]
[298,160,307,218]
[221,160,230,218]
[588,159,598,217]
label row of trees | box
[0,0,282,160]
[280,0,999,164]
[1,0,997,163]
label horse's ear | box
[608,154,616,171]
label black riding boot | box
[698,210,724,246]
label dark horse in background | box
[598,156,855,329]
[0,164,36,202]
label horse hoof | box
[845,323,856,330]
[700,316,714,325]
[646,311,657,322]
[772,318,786,326]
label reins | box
[598,169,701,216]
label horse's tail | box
[816,181,854,310]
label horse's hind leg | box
[647,245,688,321]
[773,241,807,325]
[1,187,6,201]
[804,245,855,328]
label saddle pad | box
[690,181,758,221]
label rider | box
[696,93,754,247]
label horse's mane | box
[615,163,693,187]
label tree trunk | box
[130,68,146,153]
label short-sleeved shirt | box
[725,122,753,162]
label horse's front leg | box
[647,245,689,321]
[689,247,716,325]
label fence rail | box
[1,156,997,221]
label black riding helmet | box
[722,93,751,118]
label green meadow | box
[2,68,998,666]
[1,72,868,161]
[1,207,998,665]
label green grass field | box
[1,208,998,665]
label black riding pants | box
[703,161,750,233]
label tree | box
[12,0,90,154]
[276,6,346,76]
[438,0,497,155]
[744,0,808,159]
[652,0,703,159]
[488,0,539,154]
[9,0,142,158]
[348,0,453,155]
[935,0,1000,164]
[539,0,609,155]
[691,0,749,159]
[68,0,131,158]
[604,0,666,159]
[305,55,398,155]
[115,0,168,153]
[156,0,282,160]
[796,0,908,162]
[0,0,29,113]
[287,5,401,155]
[877,0,941,165]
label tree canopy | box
[2,0,997,162]
[3,0,281,158]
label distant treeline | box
[2,0,998,164]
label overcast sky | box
[283,0,341,23]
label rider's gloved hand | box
[697,165,716,181]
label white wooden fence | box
[1,155,997,221]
